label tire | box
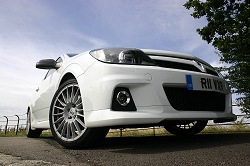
[49,79,109,149]
[26,110,42,138]
[164,120,208,136]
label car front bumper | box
[77,60,236,128]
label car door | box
[31,57,63,123]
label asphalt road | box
[0,133,250,166]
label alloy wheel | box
[51,83,86,141]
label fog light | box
[117,91,130,106]
[112,87,136,111]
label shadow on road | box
[100,133,250,154]
[42,132,250,154]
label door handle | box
[36,87,39,92]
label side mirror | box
[36,59,60,69]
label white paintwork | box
[29,48,236,129]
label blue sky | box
[0,0,240,118]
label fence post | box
[120,128,123,137]
[3,116,8,135]
[15,115,20,135]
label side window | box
[43,57,63,80]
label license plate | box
[186,75,228,93]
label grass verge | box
[0,130,53,137]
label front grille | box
[206,68,219,77]
[153,59,219,77]
[154,60,201,72]
[163,87,225,111]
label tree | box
[184,0,250,114]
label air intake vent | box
[163,87,225,111]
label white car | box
[26,48,236,148]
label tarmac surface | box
[0,133,250,166]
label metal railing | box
[0,113,27,135]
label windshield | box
[67,54,78,57]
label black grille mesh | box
[163,87,225,111]
[153,59,219,77]
[154,60,201,72]
[206,68,219,76]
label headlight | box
[90,48,156,66]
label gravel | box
[0,153,64,166]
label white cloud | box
[209,60,225,68]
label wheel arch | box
[26,106,37,130]
[57,64,84,89]
[59,73,76,87]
